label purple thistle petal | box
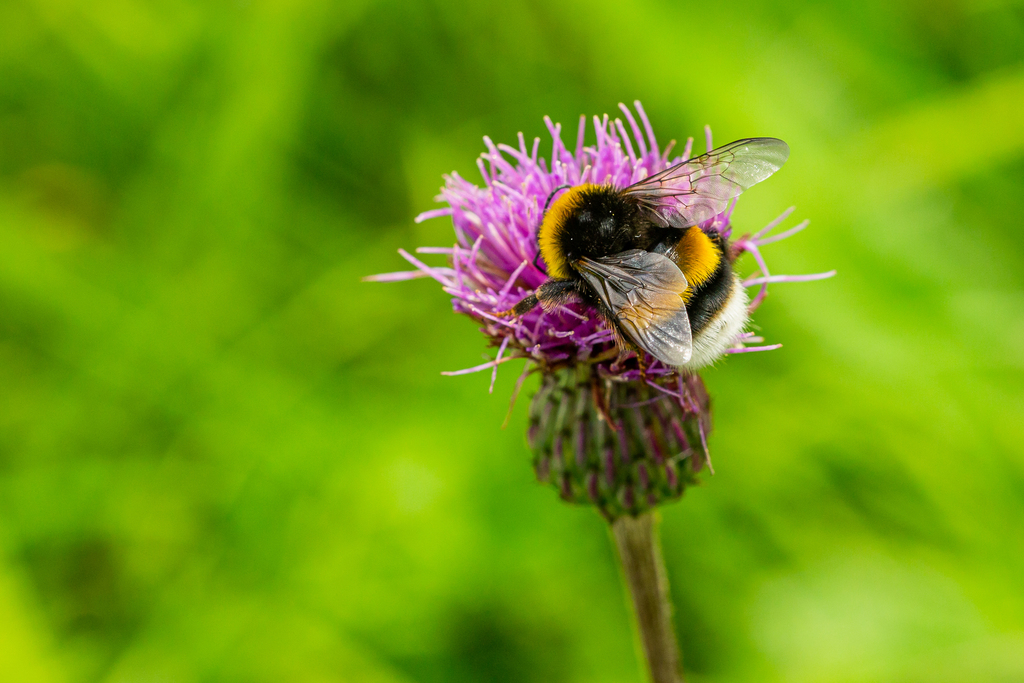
[543,117,564,166]
[726,344,784,354]
[574,115,586,162]
[415,207,455,223]
[498,260,529,298]
[755,219,811,246]
[680,137,693,162]
[752,206,796,240]
[633,100,659,160]
[476,158,492,187]
[734,240,772,312]
[441,354,519,377]
[744,271,837,286]
[698,419,714,476]
[615,118,637,165]
[490,336,511,393]
[362,270,430,283]
[555,306,589,322]
[397,249,455,287]
[644,380,685,401]
[618,102,649,160]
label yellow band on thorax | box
[537,184,599,279]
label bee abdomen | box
[685,271,749,369]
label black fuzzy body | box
[539,185,734,337]
[551,186,664,263]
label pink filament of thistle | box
[752,206,796,240]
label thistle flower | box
[368,102,832,520]
[368,102,832,683]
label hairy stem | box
[612,512,683,683]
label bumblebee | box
[505,137,789,372]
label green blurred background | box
[2,0,1023,681]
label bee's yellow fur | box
[676,226,721,300]
[537,184,599,279]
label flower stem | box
[611,512,684,683]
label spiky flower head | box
[368,102,832,519]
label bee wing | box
[576,250,693,366]
[622,138,789,227]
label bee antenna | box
[543,184,572,214]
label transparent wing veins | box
[576,250,693,366]
[622,137,790,227]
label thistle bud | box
[528,364,711,520]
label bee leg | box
[536,279,579,310]
[637,353,650,383]
[496,279,577,318]
[495,294,538,318]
